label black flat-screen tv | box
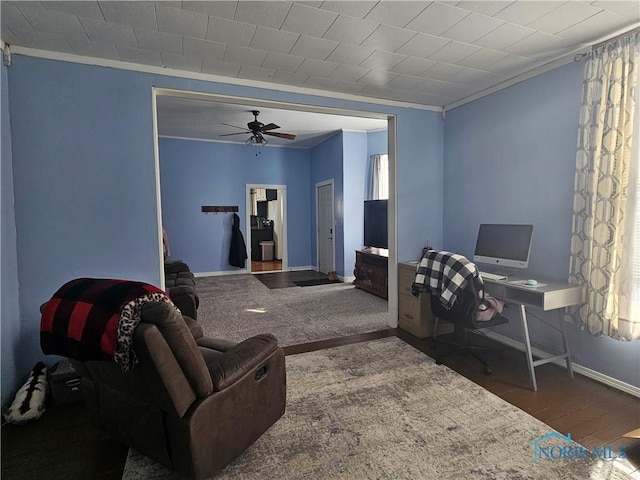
[364,200,388,249]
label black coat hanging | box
[229,213,248,268]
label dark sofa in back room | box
[164,260,199,320]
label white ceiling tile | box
[325,43,374,64]
[1,3,36,32]
[262,51,305,72]
[332,80,367,94]
[202,58,241,77]
[8,28,73,53]
[361,24,417,52]
[289,35,339,60]
[16,4,88,40]
[302,76,339,90]
[504,31,564,57]
[296,57,338,76]
[485,54,536,75]
[98,2,157,29]
[68,37,120,60]
[474,22,536,50]
[296,1,323,8]
[591,1,639,17]
[405,2,470,36]
[270,70,309,86]
[446,67,505,86]
[364,1,431,28]
[528,2,603,35]
[135,27,182,55]
[322,14,379,45]
[224,44,268,66]
[161,52,203,72]
[1,27,20,45]
[455,48,508,69]
[80,17,138,48]
[420,62,464,80]
[237,64,276,81]
[181,1,237,20]
[359,50,407,70]
[319,1,377,19]
[44,1,104,20]
[427,40,480,63]
[281,3,337,37]
[328,64,370,82]
[441,13,505,43]
[250,26,299,54]
[117,45,162,66]
[454,1,513,17]
[155,5,208,39]
[556,10,631,44]
[183,36,226,62]
[395,33,450,57]
[385,74,426,90]
[359,69,399,86]
[493,1,565,25]
[390,56,437,75]
[235,1,292,30]
[206,16,256,47]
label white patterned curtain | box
[568,31,640,341]
[368,154,389,200]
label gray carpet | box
[193,274,390,345]
[121,338,633,480]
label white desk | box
[482,276,584,391]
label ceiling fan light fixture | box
[246,134,268,146]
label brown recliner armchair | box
[70,301,286,479]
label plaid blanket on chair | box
[411,249,484,309]
[41,278,173,371]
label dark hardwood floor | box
[3,328,639,479]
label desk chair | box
[411,248,508,375]
[430,281,508,374]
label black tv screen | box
[364,200,388,249]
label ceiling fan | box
[219,110,296,146]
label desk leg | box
[520,304,537,391]
[559,311,574,379]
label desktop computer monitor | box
[473,224,534,269]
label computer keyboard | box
[479,271,507,281]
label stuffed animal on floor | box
[3,362,48,425]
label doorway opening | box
[316,179,335,275]
[247,184,286,274]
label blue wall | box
[1,56,21,405]
[443,61,640,387]
[310,132,344,273]
[343,131,369,276]
[159,138,311,273]
[5,54,441,398]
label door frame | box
[246,183,287,272]
[315,179,335,274]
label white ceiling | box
[2,1,639,146]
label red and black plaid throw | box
[41,278,167,362]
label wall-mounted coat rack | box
[201,206,238,213]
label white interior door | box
[317,181,335,274]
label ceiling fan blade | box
[259,123,280,132]
[220,122,250,131]
[263,131,296,140]
[219,132,249,137]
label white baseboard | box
[341,275,355,283]
[484,331,640,398]
[289,265,316,272]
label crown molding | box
[7,45,441,113]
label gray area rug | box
[122,338,631,480]
[194,274,390,345]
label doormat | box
[293,278,342,287]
